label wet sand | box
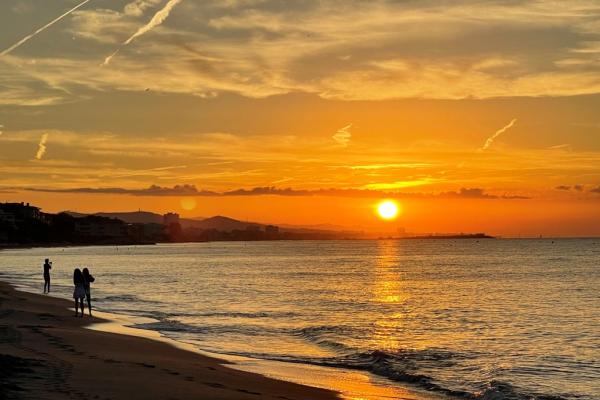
[0,281,338,400]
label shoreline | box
[0,280,339,400]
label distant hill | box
[191,215,261,231]
[60,210,362,236]
[63,211,201,228]
[94,211,164,224]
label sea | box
[1,239,599,400]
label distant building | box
[143,223,166,239]
[163,212,180,226]
[74,216,126,238]
[0,202,42,222]
[245,224,261,232]
[0,209,17,227]
[265,225,279,235]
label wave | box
[131,319,570,400]
[133,320,291,337]
[207,347,570,400]
[197,311,298,319]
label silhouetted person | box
[73,268,86,317]
[43,259,52,293]
[82,268,95,316]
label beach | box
[0,281,338,400]
[1,240,598,400]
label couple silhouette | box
[74,267,95,317]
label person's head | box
[74,268,82,282]
[45,258,49,263]
[82,268,89,278]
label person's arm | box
[89,275,95,282]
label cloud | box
[21,184,529,200]
[124,0,163,17]
[556,184,585,192]
[103,0,184,65]
[549,144,572,150]
[590,186,600,194]
[347,163,433,170]
[0,0,93,57]
[332,124,352,147]
[35,133,49,160]
[363,178,436,190]
[480,119,517,151]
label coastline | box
[0,281,339,400]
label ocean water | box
[1,239,599,400]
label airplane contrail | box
[103,0,183,66]
[35,133,49,160]
[480,118,517,151]
[333,123,352,147]
[0,0,93,57]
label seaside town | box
[0,201,359,246]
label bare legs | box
[74,298,85,317]
[86,293,92,316]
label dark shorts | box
[44,274,50,281]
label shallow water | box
[2,239,599,399]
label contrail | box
[103,0,183,66]
[480,118,517,151]
[333,123,352,147]
[35,133,49,160]
[0,0,93,57]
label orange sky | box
[1,1,600,236]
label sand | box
[0,281,339,400]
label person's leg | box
[86,293,92,316]
[74,299,79,316]
[47,276,50,293]
[80,299,85,317]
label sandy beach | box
[0,281,338,400]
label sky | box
[1,0,600,236]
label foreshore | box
[0,281,338,400]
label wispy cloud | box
[332,124,352,147]
[347,163,432,170]
[363,178,436,190]
[35,133,49,160]
[549,144,572,151]
[103,0,184,66]
[0,0,92,57]
[480,119,517,151]
[556,184,585,192]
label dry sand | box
[0,281,339,400]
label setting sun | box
[180,198,197,211]
[377,200,400,220]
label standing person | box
[82,268,95,316]
[43,259,52,293]
[73,268,86,317]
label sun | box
[180,197,197,211]
[376,200,400,220]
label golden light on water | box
[180,197,197,211]
[376,200,400,220]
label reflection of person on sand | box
[43,258,52,293]
[82,268,95,316]
[73,268,86,317]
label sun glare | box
[377,200,399,220]
[180,197,197,211]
